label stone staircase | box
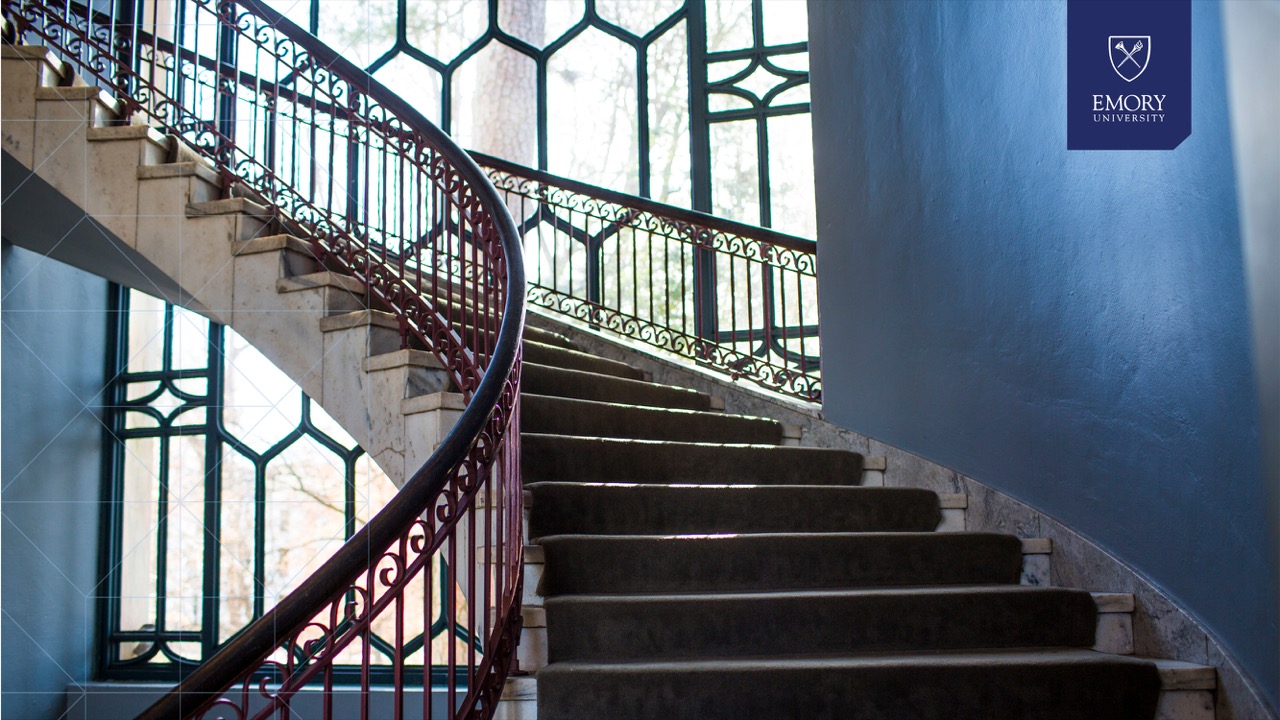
[499,333,1217,719]
[1,42,1217,720]
[1,44,474,491]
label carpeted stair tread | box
[522,394,783,443]
[523,434,863,485]
[544,585,1098,662]
[523,340,646,380]
[527,483,941,537]
[537,532,1022,595]
[525,324,578,350]
[523,363,712,410]
[535,649,1162,720]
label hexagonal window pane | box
[547,26,639,193]
[262,438,349,601]
[222,331,303,456]
[596,0,683,38]
[317,0,399,72]
[452,41,539,166]
[218,444,257,641]
[373,53,445,125]
[405,0,489,64]
[646,19,691,207]
[710,119,761,227]
[498,0,585,49]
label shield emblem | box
[1109,36,1151,82]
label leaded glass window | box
[99,286,472,680]
[262,0,814,237]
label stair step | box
[318,309,399,333]
[276,270,366,296]
[525,325,577,350]
[33,84,121,113]
[186,197,275,222]
[523,363,712,411]
[537,532,1022,595]
[135,161,217,183]
[545,586,1099,663]
[521,394,782,443]
[522,434,863,485]
[535,649,1161,720]
[85,124,165,144]
[527,483,941,538]
[523,340,644,380]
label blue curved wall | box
[808,0,1276,709]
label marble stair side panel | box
[82,125,171,243]
[1021,538,1053,587]
[359,349,452,486]
[30,86,119,210]
[1155,660,1217,720]
[130,161,228,314]
[1094,593,1137,656]
[937,492,967,532]
[228,248,333,402]
[401,391,466,490]
[2,46,72,168]
[316,311,405,478]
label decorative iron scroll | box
[3,0,525,718]
[478,154,820,403]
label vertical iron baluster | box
[466,490,477,705]
[424,547,434,720]
[447,530,457,718]
[777,259,788,374]
[361,568,372,720]
[393,552,405,720]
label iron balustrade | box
[476,153,820,403]
[4,0,526,718]
[257,0,814,225]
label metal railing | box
[3,0,526,717]
[476,153,820,402]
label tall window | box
[99,287,471,679]
[264,0,814,238]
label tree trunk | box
[472,0,545,168]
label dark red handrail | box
[3,0,526,717]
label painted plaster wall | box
[2,242,110,718]
[808,0,1276,710]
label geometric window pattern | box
[266,0,813,236]
[99,287,469,681]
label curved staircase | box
[2,20,1218,720]
[497,331,1215,720]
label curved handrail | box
[3,1,525,717]
[471,152,817,254]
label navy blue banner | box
[1068,0,1191,150]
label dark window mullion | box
[200,323,224,660]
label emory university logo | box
[1068,0,1190,150]
[1109,36,1151,82]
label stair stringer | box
[2,44,454,491]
